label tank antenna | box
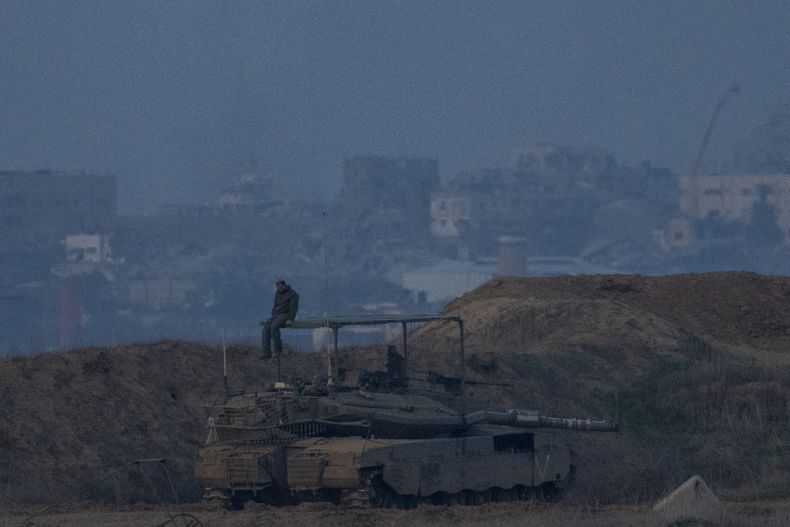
[222,328,228,397]
[322,209,335,389]
[328,326,338,391]
[322,209,329,319]
[276,353,282,382]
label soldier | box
[261,279,299,359]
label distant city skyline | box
[2,1,789,212]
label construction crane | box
[690,82,740,176]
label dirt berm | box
[1,272,789,506]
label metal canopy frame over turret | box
[261,314,465,399]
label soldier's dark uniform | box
[261,281,299,359]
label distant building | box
[64,234,113,263]
[128,278,196,310]
[680,173,790,241]
[654,217,695,250]
[341,156,439,229]
[509,143,613,193]
[430,190,537,240]
[217,173,279,214]
[0,170,116,248]
[0,170,117,351]
[430,190,479,238]
[430,144,611,257]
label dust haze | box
[2,2,790,525]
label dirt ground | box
[3,500,790,527]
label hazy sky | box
[2,1,789,212]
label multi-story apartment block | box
[509,143,613,193]
[341,156,439,227]
[680,173,790,240]
[430,191,480,238]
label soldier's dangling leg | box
[270,314,290,357]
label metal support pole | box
[222,329,228,397]
[458,319,465,413]
[401,321,408,374]
[328,326,338,390]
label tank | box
[195,315,617,508]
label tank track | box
[208,470,568,509]
[340,469,566,509]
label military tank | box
[195,315,616,508]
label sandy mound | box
[406,272,790,501]
[416,272,790,362]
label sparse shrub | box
[533,334,790,505]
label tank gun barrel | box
[464,409,617,432]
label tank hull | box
[196,428,572,507]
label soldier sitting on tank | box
[260,278,299,360]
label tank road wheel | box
[230,490,253,510]
[363,470,384,508]
[534,484,548,502]
[402,494,419,509]
[427,491,447,505]
[538,482,564,503]
[445,492,464,506]
[366,472,404,508]
[342,469,391,509]
[202,488,231,509]
[202,496,230,509]
[496,487,516,502]
[465,488,492,505]
[464,489,485,505]
[508,487,522,502]
[340,488,371,509]
[461,490,473,505]
[514,484,528,501]
[359,470,422,509]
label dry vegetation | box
[0,341,326,505]
[2,501,790,527]
[1,272,790,525]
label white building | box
[680,173,790,240]
[64,234,112,263]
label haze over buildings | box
[2,2,790,353]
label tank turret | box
[195,316,617,508]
